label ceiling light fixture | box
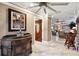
[30,3,34,7]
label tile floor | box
[30,36,79,56]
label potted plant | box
[69,22,76,29]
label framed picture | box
[8,8,26,31]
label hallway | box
[31,36,79,56]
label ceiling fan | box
[26,2,69,14]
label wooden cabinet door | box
[0,40,1,56]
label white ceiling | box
[10,2,79,21]
[10,2,70,15]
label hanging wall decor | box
[8,8,26,31]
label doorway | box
[35,20,42,42]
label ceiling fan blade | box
[48,2,69,6]
[26,5,39,9]
[44,8,46,14]
[47,5,57,13]
[35,7,41,13]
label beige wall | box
[0,3,35,43]
[42,15,51,41]
[0,3,52,43]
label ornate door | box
[35,20,42,42]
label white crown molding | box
[1,2,42,18]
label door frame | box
[34,19,42,42]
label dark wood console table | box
[0,39,1,55]
[1,33,32,56]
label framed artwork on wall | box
[8,8,26,32]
